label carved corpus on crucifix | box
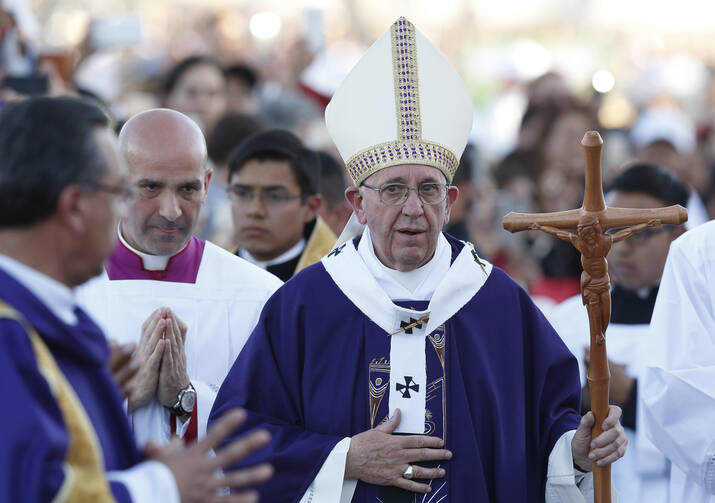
[503,131,687,503]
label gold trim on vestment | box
[388,315,430,336]
[294,217,337,276]
[0,301,115,503]
[465,241,488,275]
[369,358,391,429]
[428,325,447,445]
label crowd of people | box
[1,3,715,503]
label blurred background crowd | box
[2,0,714,314]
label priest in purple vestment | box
[0,96,275,502]
[210,17,627,503]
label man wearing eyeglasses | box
[550,163,688,502]
[0,97,277,502]
[77,108,282,450]
[210,17,626,503]
[228,129,336,282]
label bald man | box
[78,109,282,448]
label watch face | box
[180,388,196,413]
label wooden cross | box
[502,131,687,503]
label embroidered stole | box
[322,237,492,434]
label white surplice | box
[642,219,715,502]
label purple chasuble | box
[106,235,205,283]
[0,268,141,502]
[210,234,582,502]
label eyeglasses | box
[228,185,306,206]
[84,182,135,203]
[361,182,450,206]
[607,225,673,245]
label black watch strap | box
[169,382,195,416]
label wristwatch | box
[169,382,196,417]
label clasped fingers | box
[140,307,165,334]
[138,315,167,361]
[164,308,188,346]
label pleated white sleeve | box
[299,438,356,503]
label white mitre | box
[325,16,473,186]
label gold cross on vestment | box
[388,315,430,336]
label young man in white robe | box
[641,219,715,502]
[78,108,282,448]
[549,163,688,502]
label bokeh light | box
[249,11,282,40]
[592,70,615,94]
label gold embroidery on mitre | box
[392,17,422,144]
[345,17,459,186]
[346,140,458,186]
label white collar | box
[238,237,306,269]
[118,225,177,271]
[357,227,450,300]
[322,228,492,336]
[0,253,78,325]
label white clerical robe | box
[77,238,282,447]
[642,220,715,502]
[550,294,668,502]
[300,228,614,502]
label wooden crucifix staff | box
[503,131,687,503]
